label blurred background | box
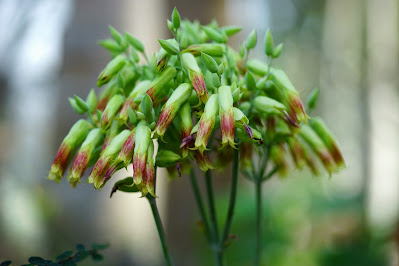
[0,0,398,265]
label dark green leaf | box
[91,253,103,262]
[74,251,89,263]
[0,261,12,266]
[76,244,85,251]
[56,251,73,261]
[91,243,110,250]
[246,71,256,91]
[28,257,46,265]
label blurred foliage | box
[193,174,389,266]
[0,243,109,266]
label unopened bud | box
[182,44,224,57]
[156,150,181,167]
[182,53,209,104]
[97,55,126,87]
[132,123,151,185]
[146,66,177,105]
[194,94,218,154]
[218,86,235,149]
[101,94,125,131]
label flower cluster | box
[48,10,344,196]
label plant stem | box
[220,147,239,248]
[254,179,262,266]
[189,168,212,243]
[147,195,174,266]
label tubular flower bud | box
[100,120,121,152]
[118,81,152,124]
[88,130,130,189]
[287,138,306,169]
[193,150,214,172]
[155,150,181,167]
[240,142,253,173]
[299,124,335,174]
[179,102,193,158]
[101,94,125,131]
[49,120,91,182]
[146,66,177,105]
[253,96,287,115]
[97,81,119,111]
[144,141,156,197]
[194,94,219,154]
[156,48,171,73]
[270,145,289,177]
[97,55,126,87]
[68,128,104,183]
[114,128,137,167]
[218,86,235,148]
[270,69,308,123]
[182,53,209,104]
[132,123,152,185]
[182,44,224,57]
[154,83,192,138]
[297,137,320,176]
[309,118,345,168]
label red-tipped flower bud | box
[182,53,209,104]
[218,86,235,148]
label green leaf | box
[131,48,140,63]
[201,52,218,73]
[1,261,12,266]
[167,19,174,31]
[272,43,283,58]
[61,260,76,266]
[171,7,181,29]
[221,26,242,37]
[307,88,320,111]
[91,243,110,250]
[86,89,97,113]
[98,39,124,53]
[245,29,257,50]
[110,177,139,197]
[74,250,89,263]
[76,244,85,251]
[158,39,180,55]
[128,107,137,124]
[117,73,125,89]
[28,257,46,265]
[69,97,86,114]
[124,33,144,52]
[264,29,274,56]
[91,253,103,262]
[74,95,89,113]
[202,26,225,43]
[246,71,256,91]
[141,94,153,118]
[96,110,102,122]
[56,251,73,261]
[108,25,122,44]
[213,73,221,88]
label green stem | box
[220,147,240,248]
[147,195,174,266]
[189,168,212,243]
[254,179,262,266]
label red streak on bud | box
[70,151,89,180]
[154,105,174,137]
[194,151,214,172]
[191,72,209,104]
[283,110,299,128]
[116,132,136,165]
[97,97,109,111]
[133,153,147,185]
[49,143,72,182]
[119,99,136,123]
[195,118,214,154]
[145,162,155,197]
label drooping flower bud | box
[269,144,288,177]
[253,95,287,115]
[100,94,125,131]
[146,66,177,105]
[97,81,119,111]
[88,130,130,189]
[178,102,193,158]
[132,123,151,185]
[193,150,214,172]
[97,55,126,87]
[299,124,335,174]
[309,118,345,168]
[144,141,156,197]
[48,120,91,182]
[114,128,137,167]
[193,94,218,154]
[153,83,192,138]
[287,138,306,169]
[118,81,152,124]
[218,86,235,148]
[182,53,209,104]
[270,69,308,123]
[182,44,224,57]
[100,120,121,152]
[68,128,104,183]
[297,137,320,176]
[156,48,171,73]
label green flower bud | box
[218,86,235,149]
[221,26,242,37]
[246,71,257,91]
[146,66,177,105]
[124,33,145,52]
[69,97,86,115]
[49,120,91,182]
[307,88,319,111]
[109,25,123,44]
[132,123,151,185]
[264,29,274,56]
[158,39,180,55]
[171,7,181,29]
[143,141,155,197]
[101,94,125,131]
[253,96,287,114]
[98,39,124,53]
[86,89,97,114]
[272,43,283,58]
[74,95,89,113]
[182,53,209,104]
[201,52,218,73]
[156,150,181,167]
[245,29,257,50]
[202,26,225,43]
[247,59,269,76]
[156,48,171,73]
[182,44,224,57]
[97,55,126,87]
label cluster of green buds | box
[48,8,344,196]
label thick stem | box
[254,179,262,266]
[220,147,240,248]
[147,195,174,266]
[189,168,212,243]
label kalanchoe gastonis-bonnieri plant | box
[49,7,345,266]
